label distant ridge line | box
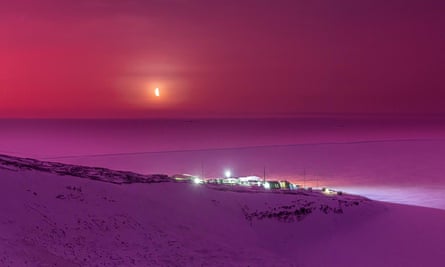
[40,138,445,160]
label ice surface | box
[2,118,444,209]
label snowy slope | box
[1,155,444,266]
[47,139,445,210]
[0,154,170,184]
[3,118,445,210]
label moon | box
[154,88,160,97]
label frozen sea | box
[1,116,444,209]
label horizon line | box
[1,112,445,120]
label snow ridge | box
[0,154,170,184]
[1,154,444,266]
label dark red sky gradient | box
[1,0,444,118]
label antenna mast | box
[201,161,204,179]
[303,168,306,188]
[263,166,266,183]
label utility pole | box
[303,168,306,188]
[201,161,204,180]
[263,166,266,183]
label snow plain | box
[1,155,445,266]
[2,118,444,210]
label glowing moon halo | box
[154,88,160,97]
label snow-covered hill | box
[0,154,444,266]
[0,154,170,184]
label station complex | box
[172,173,341,195]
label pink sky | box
[1,0,444,118]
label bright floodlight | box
[225,170,231,178]
[193,177,202,184]
[155,88,160,97]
